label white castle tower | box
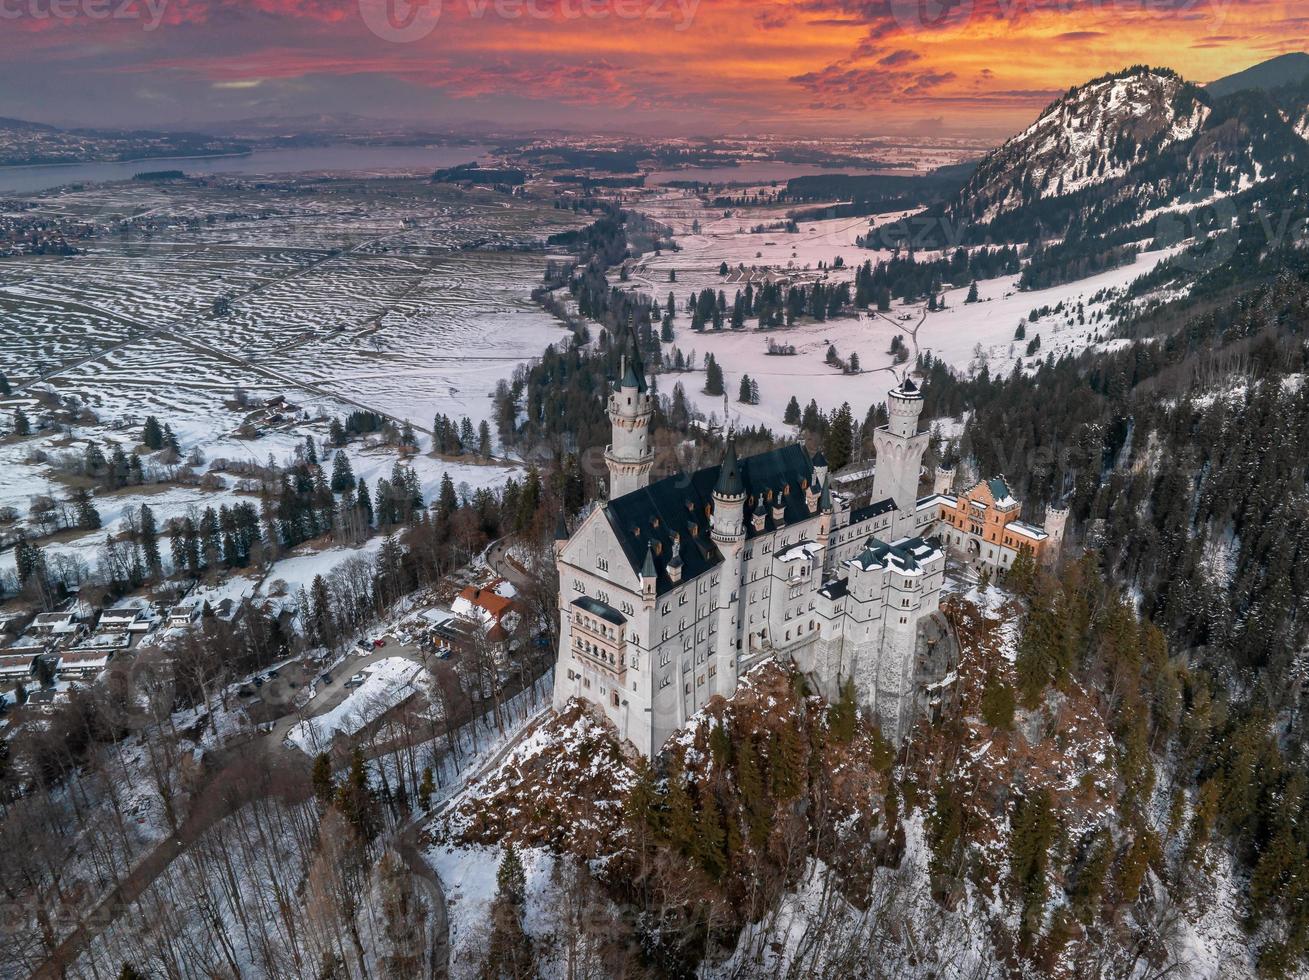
[872,376,930,540]
[604,344,654,500]
[710,440,747,689]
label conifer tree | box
[981,672,1016,729]
[497,843,527,907]
[784,396,801,426]
[139,504,162,578]
[330,451,356,493]
[142,415,163,450]
[0,371,9,396]
[826,402,855,471]
[696,790,728,879]
[312,752,334,806]
[704,355,724,396]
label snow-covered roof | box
[775,540,821,563]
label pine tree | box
[704,355,724,396]
[478,420,493,457]
[438,472,458,516]
[848,351,860,373]
[497,843,527,907]
[71,488,101,530]
[826,402,855,471]
[966,281,980,303]
[139,504,162,578]
[662,761,697,855]
[0,372,9,396]
[12,405,30,436]
[769,724,805,802]
[117,966,148,980]
[1009,788,1057,945]
[335,747,379,842]
[737,374,753,403]
[356,480,374,526]
[784,396,801,426]
[312,752,334,806]
[142,415,163,450]
[310,574,335,649]
[736,736,769,847]
[696,790,728,879]
[1014,321,1026,340]
[330,451,356,493]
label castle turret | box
[872,377,931,541]
[711,440,746,690]
[605,341,654,500]
[1043,503,1070,561]
[933,464,955,496]
[640,543,658,603]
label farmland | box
[0,175,588,584]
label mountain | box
[1207,51,1309,97]
[939,62,1309,288]
[950,67,1210,224]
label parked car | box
[373,638,387,649]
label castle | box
[552,348,1064,757]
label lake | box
[0,144,491,194]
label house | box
[53,649,114,680]
[99,606,144,632]
[0,654,36,684]
[28,611,80,637]
[167,603,201,629]
[452,580,522,648]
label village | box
[0,537,544,760]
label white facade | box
[552,363,950,758]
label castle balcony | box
[572,618,627,681]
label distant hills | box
[0,118,249,168]
[1207,51,1309,97]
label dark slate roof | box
[604,442,818,594]
[571,595,626,626]
[850,534,940,573]
[617,329,649,394]
[812,449,828,467]
[555,509,570,541]
[900,376,919,393]
[849,497,895,525]
[819,578,849,600]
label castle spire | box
[714,439,744,497]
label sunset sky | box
[1,0,1303,137]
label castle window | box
[596,556,608,571]
[611,692,620,707]
[659,651,671,668]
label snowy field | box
[626,192,1180,431]
[0,177,586,587]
